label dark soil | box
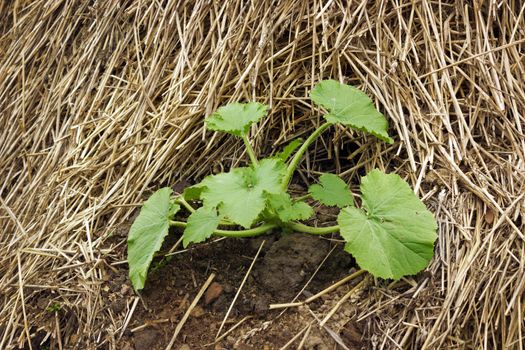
[104,209,366,349]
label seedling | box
[127,80,437,290]
[45,303,61,313]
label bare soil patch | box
[104,223,363,349]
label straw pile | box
[1,0,524,348]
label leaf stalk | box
[175,196,195,213]
[288,222,339,235]
[170,220,276,238]
[282,122,331,190]
[242,134,258,166]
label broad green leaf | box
[310,80,393,143]
[183,206,221,247]
[286,202,313,221]
[198,158,286,228]
[273,138,303,162]
[128,188,178,290]
[206,102,268,137]
[265,192,313,222]
[200,170,258,228]
[309,173,354,208]
[338,170,437,280]
[169,200,181,217]
[182,184,205,201]
[249,158,287,195]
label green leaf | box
[309,173,354,208]
[266,192,313,222]
[206,102,268,137]
[249,158,287,194]
[338,170,437,280]
[200,170,258,228]
[273,138,303,162]
[169,200,181,217]
[182,184,205,201]
[287,202,313,221]
[128,188,178,290]
[198,158,286,228]
[183,206,221,248]
[310,80,393,143]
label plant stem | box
[292,194,311,202]
[175,197,237,226]
[242,134,258,166]
[170,221,276,238]
[288,222,339,235]
[175,197,195,213]
[282,122,331,190]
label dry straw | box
[1,0,524,348]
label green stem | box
[242,134,258,166]
[282,122,331,190]
[293,194,311,202]
[175,197,236,226]
[170,221,276,238]
[288,222,339,235]
[175,197,195,213]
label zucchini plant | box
[127,80,437,290]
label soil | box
[103,207,368,349]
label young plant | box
[127,80,437,290]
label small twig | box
[165,273,216,350]
[16,254,32,350]
[130,318,170,333]
[319,278,367,327]
[297,324,312,350]
[269,269,365,309]
[119,297,140,340]
[306,308,350,350]
[55,313,63,350]
[205,315,253,346]
[273,245,338,320]
[167,236,184,254]
[216,240,265,338]
[279,323,312,350]
[305,269,366,304]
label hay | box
[1,0,524,348]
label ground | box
[104,215,367,349]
